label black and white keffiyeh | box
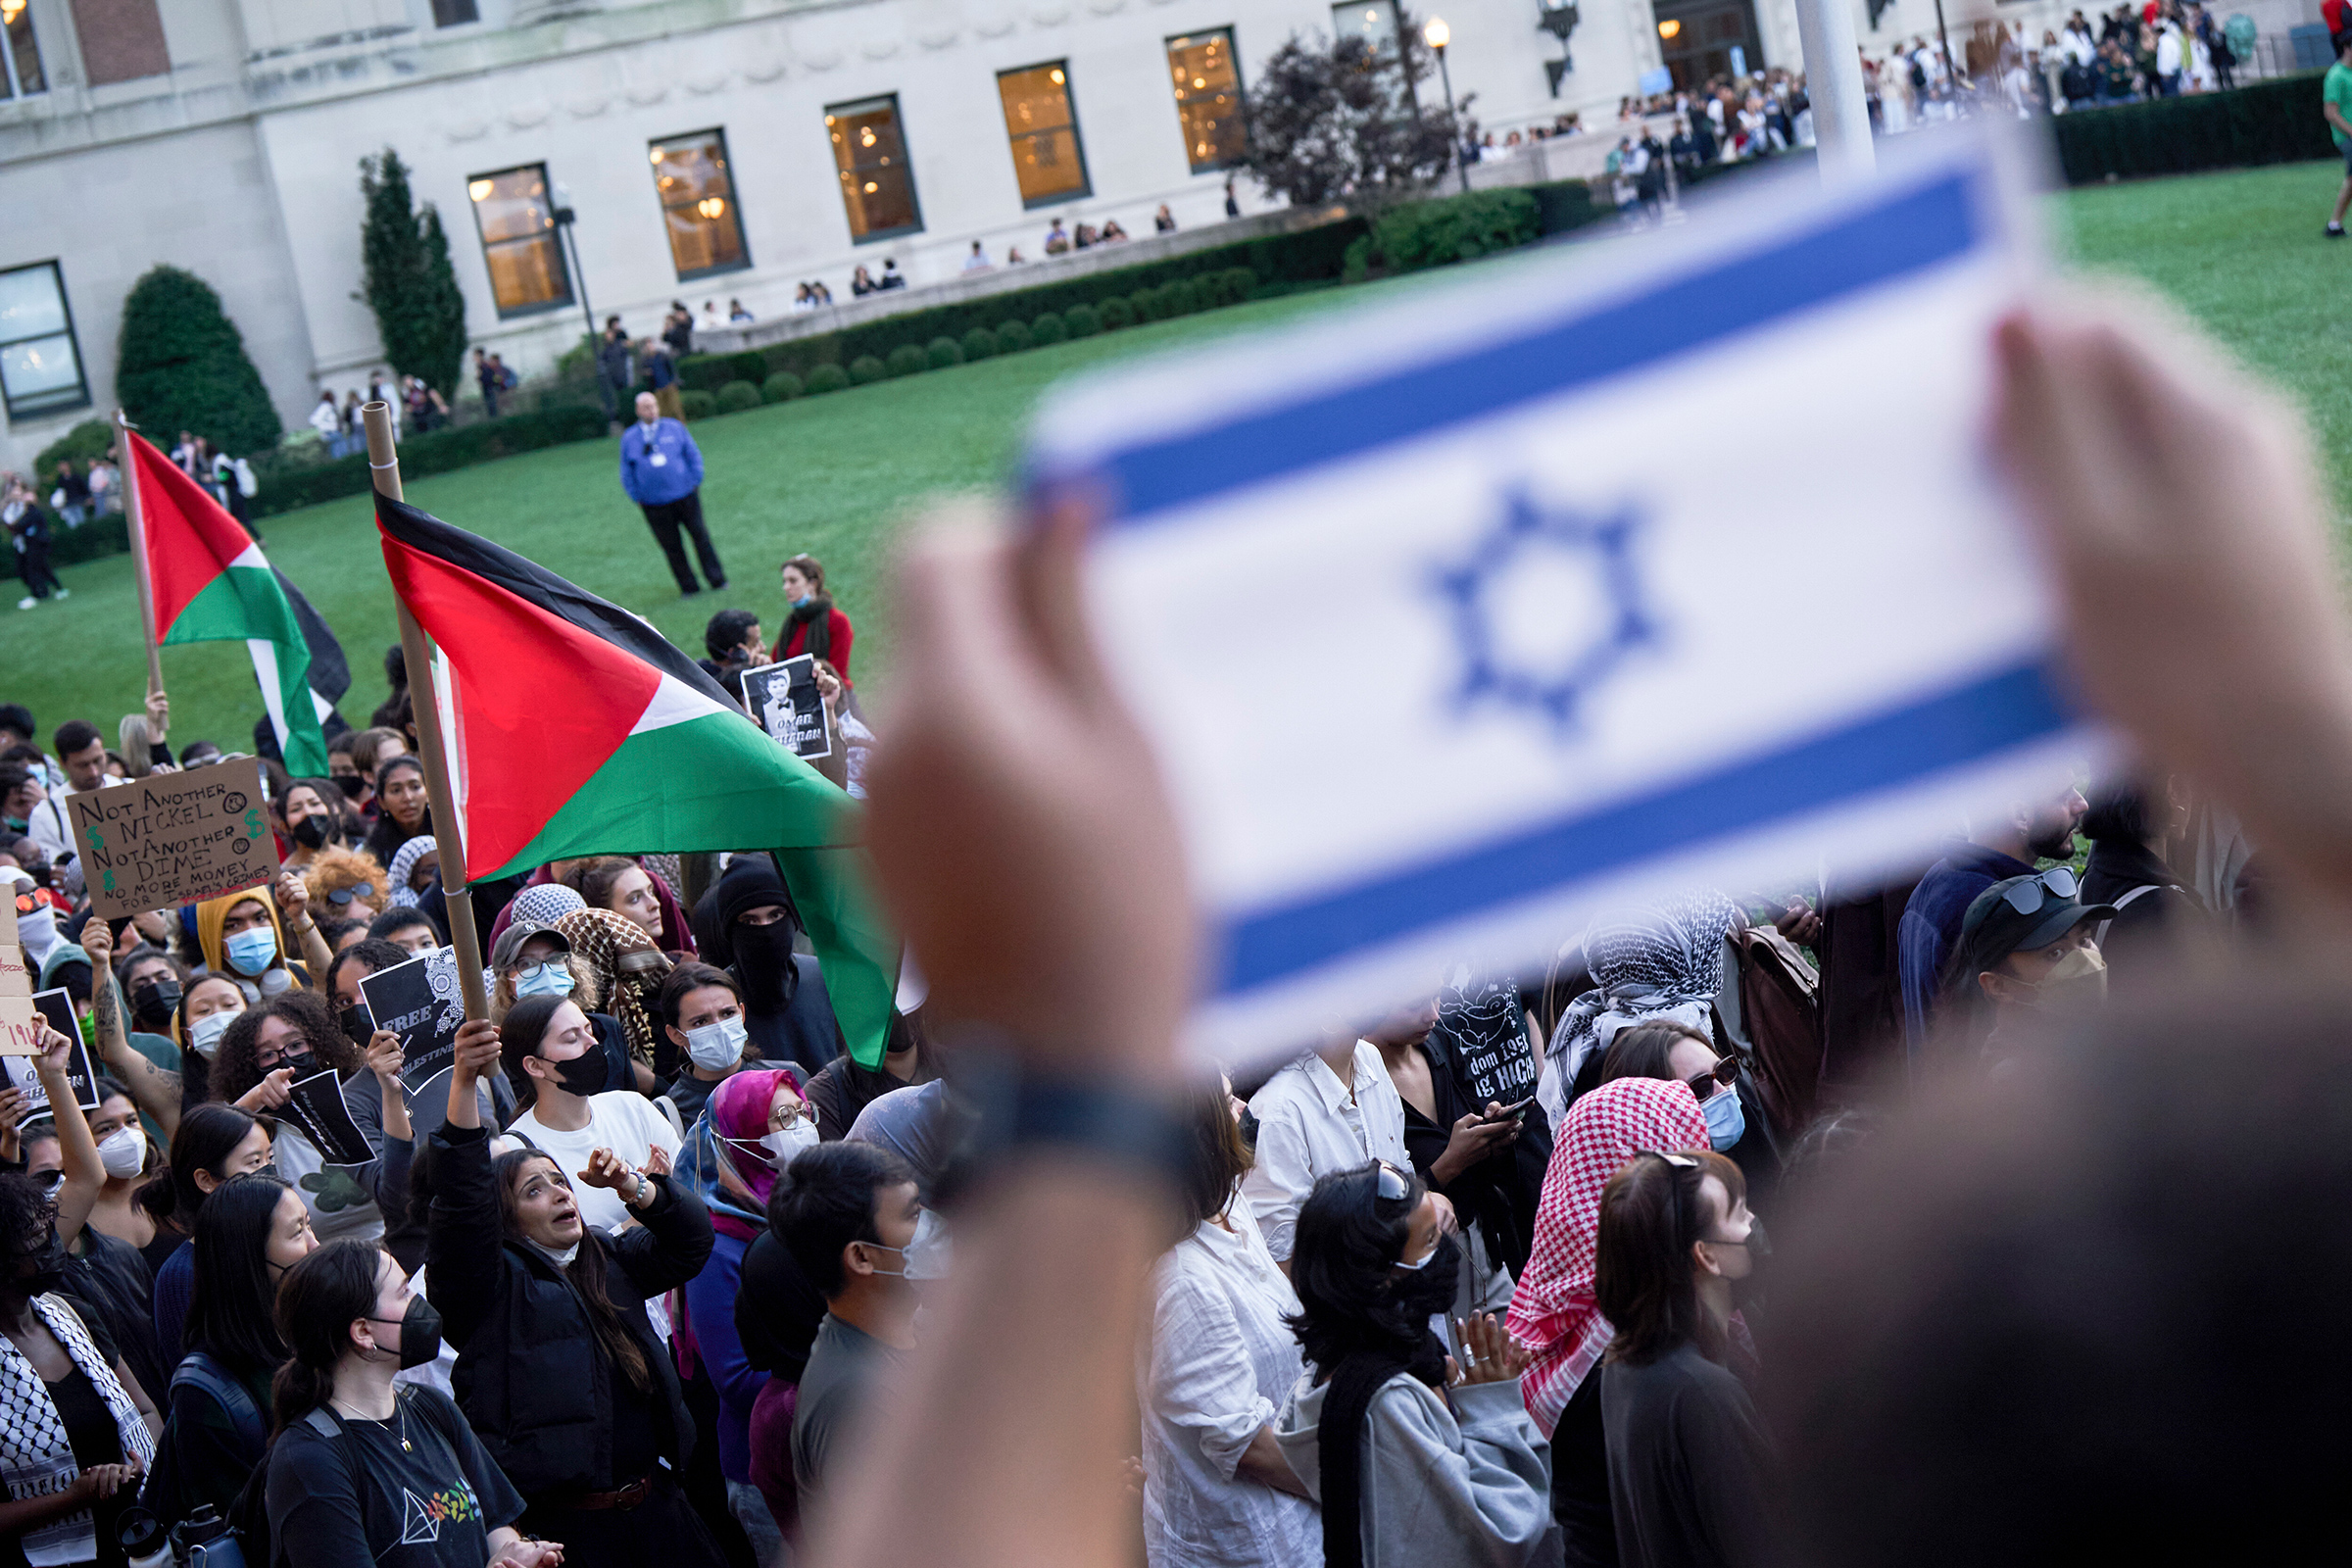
[0,1293,158,1566]
[1537,890,1741,1130]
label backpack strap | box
[2093,881,2170,948]
[172,1351,269,1453]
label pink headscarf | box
[1505,1075,1710,1436]
[710,1066,802,1211]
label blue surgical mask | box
[792,594,813,608]
[224,926,278,977]
[1701,1085,1745,1152]
[514,960,574,999]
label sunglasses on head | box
[1998,866,2079,916]
[326,882,376,906]
[1373,1160,1414,1202]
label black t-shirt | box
[45,1367,128,1568]
[1600,1343,1784,1568]
[63,1228,164,1411]
[266,1388,525,1568]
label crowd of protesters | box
[2,269,2351,1568]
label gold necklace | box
[334,1393,413,1452]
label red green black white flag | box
[372,490,895,1066]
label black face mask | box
[731,919,801,1012]
[274,1050,319,1081]
[130,978,182,1032]
[541,1047,609,1099]
[1390,1232,1462,1318]
[289,815,332,851]
[15,1230,68,1298]
[339,1002,374,1047]
[333,774,368,801]
[368,1295,444,1370]
[1727,1216,1770,1308]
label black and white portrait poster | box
[359,946,467,1098]
[2,989,103,1113]
[742,655,832,760]
[279,1068,377,1166]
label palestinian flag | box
[126,431,346,773]
[374,491,896,1065]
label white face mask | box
[683,1014,748,1073]
[96,1127,145,1181]
[187,1009,240,1058]
[760,1119,819,1163]
[528,1237,581,1269]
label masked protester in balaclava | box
[691,858,844,1077]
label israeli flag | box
[1026,130,2104,1061]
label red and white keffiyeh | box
[1505,1075,1710,1435]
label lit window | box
[825,95,923,241]
[998,61,1091,207]
[2,0,46,98]
[1330,0,1399,56]
[466,165,574,318]
[1167,28,1247,172]
[0,262,89,420]
[649,128,751,279]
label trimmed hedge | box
[961,326,999,361]
[52,514,131,567]
[1346,188,1548,282]
[762,371,804,403]
[2053,71,2333,183]
[250,404,608,518]
[1030,312,1066,344]
[806,363,850,395]
[1099,296,1136,331]
[849,355,886,385]
[995,318,1033,353]
[886,344,927,377]
[36,419,114,477]
[679,389,717,419]
[715,380,762,414]
[1066,304,1102,337]
[926,336,964,369]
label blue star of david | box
[1434,488,1656,733]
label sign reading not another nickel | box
[67,757,280,920]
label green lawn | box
[11,160,2350,754]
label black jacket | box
[426,1121,713,1497]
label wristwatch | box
[963,1049,1194,1196]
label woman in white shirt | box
[501,996,680,1234]
[1141,1083,1320,1568]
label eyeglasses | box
[509,959,566,981]
[1997,866,2079,916]
[326,881,376,906]
[1684,1055,1739,1102]
[1373,1160,1414,1202]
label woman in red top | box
[777,554,855,682]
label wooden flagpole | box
[362,401,489,1020]
[114,412,164,700]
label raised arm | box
[36,1027,105,1247]
[813,498,1190,1568]
[425,1019,506,1345]
[78,919,180,1138]
[276,872,335,980]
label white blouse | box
[1140,1198,1322,1568]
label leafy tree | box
[1243,6,1472,212]
[115,267,282,457]
[359,148,468,398]
[33,419,114,476]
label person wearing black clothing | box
[691,858,845,1075]
[143,1176,314,1531]
[802,1007,937,1141]
[5,482,63,610]
[1594,1149,1781,1568]
[598,318,636,421]
[264,1239,548,1568]
[427,1026,723,1568]
[2079,779,2203,987]
[732,1223,829,1536]
[474,348,503,418]
[359,755,431,872]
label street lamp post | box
[550,184,613,426]
[1424,17,1471,194]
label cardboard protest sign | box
[1026,130,2099,1060]
[743,656,832,760]
[0,895,35,1054]
[359,946,466,1098]
[2,990,103,1112]
[278,1068,377,1166]
[68,757,280,921]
